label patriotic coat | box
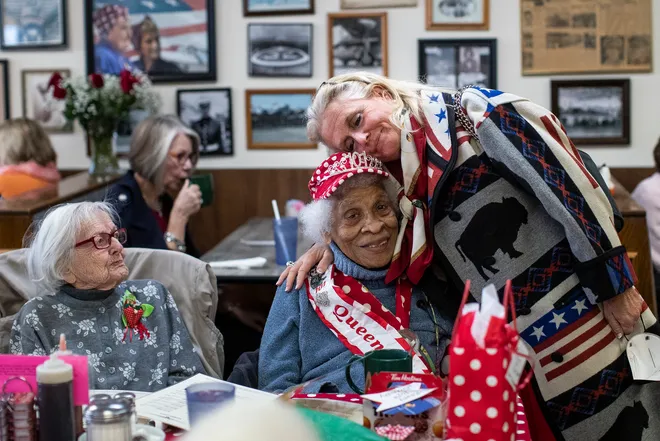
[417,87,658,440]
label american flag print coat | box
[418,86,658,440]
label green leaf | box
[141,304,154,318]
[122,315,127,327]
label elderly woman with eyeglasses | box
[109,115,203,257]
[9,201,205,391]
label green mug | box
[345,349,413,394]
[189,174,214,208]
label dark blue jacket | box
[107,171,200,258]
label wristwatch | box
[164,232,187,253]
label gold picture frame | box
[426,0,489,31]
[245,89,316,150]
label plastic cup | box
[273,217,298,266]
[186,382,235,428]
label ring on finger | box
[286,261,295,267]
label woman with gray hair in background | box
[108,114,203,257]
[9,201,205,390]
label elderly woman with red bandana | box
[259,152,456,393]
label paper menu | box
[135,374,276,431]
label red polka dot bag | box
[445,281,533,441]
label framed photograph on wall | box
[245,89,316,150]
[0,0,67,50]
[426,0,489,31]
[85,0,217,83]
[551,79,630,146]
[341,0,417,8]
[248,23,313,78]
[113,109,151,156]
[328,12,388,77]
[21,69,73,133]
[243,0,314,17]
[177,88,234,156]
[418,39,497,89]
[0,60,9,122]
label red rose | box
[52,86,67,100]
[89,73,104,89]
[119,70,139,94]
[47,72,63,88]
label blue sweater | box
[259,243,451,393]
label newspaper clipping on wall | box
[521,0,651,75]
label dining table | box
[201,217,313,284]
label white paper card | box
[362,383,436,412]
[626,333,660,381]
[506,338,529,390]
[135,374,276,430]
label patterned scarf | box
[385,93,454,286]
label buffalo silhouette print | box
[455,197,528,280]
[599,401,649,441]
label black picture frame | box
[248,23,313,78]
[0,60,9,121]
[176,88,234,157]
[551,79,631,146]
[0,0,68,50]
[84,0,217,84]
[243,0,314,17]
[418,38,497,90]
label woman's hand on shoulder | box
[276,243,334,292]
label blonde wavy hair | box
[306,71,454,147]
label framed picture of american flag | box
[85,0,217,84]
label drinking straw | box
[272,199,281,222]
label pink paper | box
[0,354,89,405]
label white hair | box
[24,201,118,293]
[129,114,200,190]
[300,174,399,243]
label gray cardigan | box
[9,279,205,391]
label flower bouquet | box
[48,70,161,176]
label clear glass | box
[89,135,120,177]
[186,382,235,428]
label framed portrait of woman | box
[84,0,217,83]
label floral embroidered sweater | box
[9,279,205,391]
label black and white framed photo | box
[341,0,417,8]
[243,0,314,17]
[329,12,388,77]
[418,39,496,89]
[0,0,67,50]
[177,88,234,156]
[21,69,73,133]
[551,79,630,146]
[85,0,217,83]
[248,23,312,78]
[426,0,489,30]
[0,60,9,122]
[245,89,316,150]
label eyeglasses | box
[169,151,199,166]
[75,228,127,250]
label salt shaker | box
[84,400,132,441]
[113,393,137,427]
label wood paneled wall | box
[610,167,654,193]
[54,167,655,256]
[187,169,315,255]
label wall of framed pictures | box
[0,0,658,170]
